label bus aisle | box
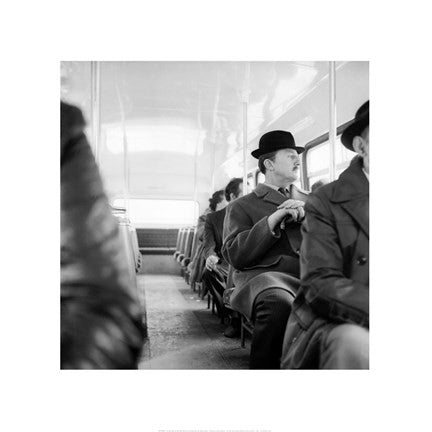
[138,274,249,369]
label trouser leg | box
[250,288,294,369]
[319,324,369,369]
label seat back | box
[173,228,186,258]
[175,227,183,251]
[129,226,142,273]
[189,226,199,259]
[183,227,195,261]
[177,227,191,262]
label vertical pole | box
[193,90,201,220]
[123,128,129,214]
[115,64,129,213]
[242,62,250,196]
[90,61,101,164]
[329,61,337,181]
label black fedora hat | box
[341,101,369,151]
[251,130,305,159]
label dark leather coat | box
[61,102,145,368]
[222,183,308,318]
[281,156,369,369]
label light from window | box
[113,198,198,228]
[306,136,356,188]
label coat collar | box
[330,156,368,203]
[331,156,369,237]
[254,183,306,206]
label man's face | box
[271,148,300,182]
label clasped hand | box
[268,199,305,232]
[205,255,219,271]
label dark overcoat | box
[281,156,369,369]
[203,207,227,263]
[222,183,308,318]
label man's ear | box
[352,136,366,157]
[264,159,273,171]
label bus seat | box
[177,227,192,263]
[180,227,197,279]
[173,228,185,259]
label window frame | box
[301,119,353,190]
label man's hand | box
[280,207,305,229]
[277,199,305,210]
[205,255,219,271]
[268,199,305,232]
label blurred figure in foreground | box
[61,101,145,369]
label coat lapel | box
[254,183,286,206]
[341,198,369,237]
[331,156,369,237]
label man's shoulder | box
[312,181,336,200]
[205,210,218,224]
[305,180,341,216]
[210,207,226,224]
[227,192,258,210]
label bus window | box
[247,171,256,190]
[256,170,265,185]
[113,198,198,228]
[305,135,356,188]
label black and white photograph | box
[60,61,369,370]
[3,1,431,431]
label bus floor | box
[137,274,250,369]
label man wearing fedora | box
[222,130,308,369]
[280,101,369,369]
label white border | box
[2,1,431,431]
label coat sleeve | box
[300,193,369,327]
[203,216,217,260]
[222,200,280,269]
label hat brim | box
[251,146,305,159]
[341,116,369,151]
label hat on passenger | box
[341,101,369,151]
[251,130,305,159]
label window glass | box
[247,172,256,190]
[336,137,356,164]
[113,198,198,228]
[307,142,330,174]
[305,135,356,187]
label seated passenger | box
[201,178,243,335]
[222,131,308,369]
[61,101,145,369]
[189,190,226,291]
[280,101,369,369]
